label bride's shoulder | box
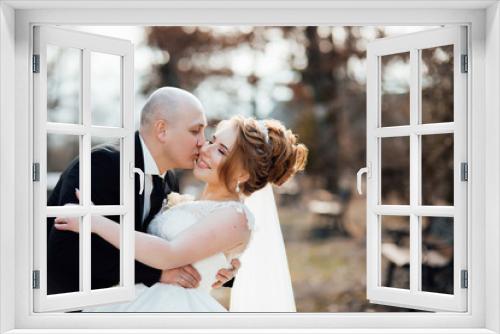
[210,201,255,231]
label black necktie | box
[143,175,165,229]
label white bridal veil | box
[229,184,296,312]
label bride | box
[54,116,308,312]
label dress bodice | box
[147,199,254,292]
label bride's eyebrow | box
[213,135,229,151]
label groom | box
[47,87,239,295]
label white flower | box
[163,192,195,211]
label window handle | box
[130,162,145,195]
[356,162,371,195]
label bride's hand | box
[54,216,80,233]
[212,258,241,289]
[53,189,92,233]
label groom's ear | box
[155,119,169,142]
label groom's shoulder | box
[91,144,120,165]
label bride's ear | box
[237,171,250,184]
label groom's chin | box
[174,158,195,169]
[177,160,196,170]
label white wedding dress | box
[84,199,254,312]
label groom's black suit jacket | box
[47,131,179,294]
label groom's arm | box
[47,154,123,289]
[90,229,162,287]
[88,149,162,287]
[217,258,241,288]
[47,160,83,294]
[222,278,234,288]
[134,260,162,286]
[49,151,162,289]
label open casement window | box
[32,26,136,312]
[359,26,468,312]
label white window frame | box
[32,26,136,312]
[365,26,468,312]
[0,1,499,333]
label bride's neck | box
[200,184,239,201]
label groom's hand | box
[212,259,241,289]
[159,265,201,289]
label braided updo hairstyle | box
[218,116,308,196]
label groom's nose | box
[196,133,206,147]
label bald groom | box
[47,87,238,296]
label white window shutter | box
[364,26,468,312]
[33,26,135,312]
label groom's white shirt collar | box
[139,134,166,179]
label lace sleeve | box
[210,201,256,232]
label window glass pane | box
[47,45,81,124]
[91,52,122,127]
[421,45,454,124]
[380,215,410,289]
[421,134,454,206]
[91,215,122,290]
[421,216,454,294]
[381,136,410,205]
[47,134,81,205]
[381,52,410,127]
[47,216,82,295]
[91,137,122,205]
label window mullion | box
[409,48,421,293]
[45,205,126,217]
[81,48,92,294]
[373,205,454,216]
[374,123,454,138]
[121,46,135,291]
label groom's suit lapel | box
[134,131,179,232]
[134,131,145,232]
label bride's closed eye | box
[209,138,226,155]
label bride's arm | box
[54,208,250,270]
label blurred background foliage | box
[48,25,455,312]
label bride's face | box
[193,120,239,186]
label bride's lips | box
[196,158,211,169]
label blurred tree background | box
[141,26,379,311]
[47,25,455,312]
[141,26,453,312]
[139,26,454,312]
[144,26,370,194]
